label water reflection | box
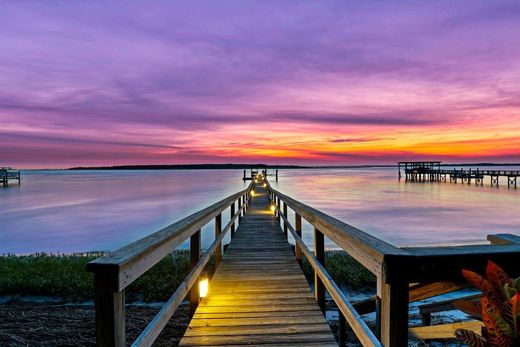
[0,170,246,254]
[1,167,518,254]
[271,167,520,249]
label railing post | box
[238,197,242,221]
[283,202,288,239]
[94,272,125,347]
[339,313,346,347]
[231,202,236,238]
[295,213,302,266]
[314,227,326,313]
[189,229,201,315]
[277,197,281,224]
[215,213,222,266]
[379,271,409,347]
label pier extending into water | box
[398,161,519,187]
[88,175,520,347]
[242,167,278,181]
[1,168,21,187]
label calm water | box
[1,167,519,254]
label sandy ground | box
[0,301,190,347]
[0,298,463,346]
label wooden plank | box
[354,281,468,315]
[193,311,324,319]
[409,320,482,339]
[217,343,338,347]
[488,233,520,245]
[400,245,520,282]
[180,333,337,346]
[188,316,329,327]
[184,323,333,336]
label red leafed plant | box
[455,261,520,346]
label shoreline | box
[0,250,375,302]
[13,162,520,171]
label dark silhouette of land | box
[68,163,520,170]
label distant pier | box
[242,167,278,181]
[398,161,519,188]
[1,167,21,187]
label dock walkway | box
[88,175,520,347]
[179,185,337,346]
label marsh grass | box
[301,250,376,289]
[0,251,215,302]
[0,250,370,302]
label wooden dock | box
[242,168,278,181]
[0,167,21,187]
[88,175,520,347]
[398,161,519,187]
[179,185,336,346]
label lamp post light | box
[199,272,209,299]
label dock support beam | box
[238,197,242,221]
[379,275,409,347]
[283,202,288,239]
[215,213,222,266]
[295,213,302,267]
[189,230,201,315]
[338,313,346,347]
[230,203,236,238]
[94,273,125,347]
[314,227,326,313]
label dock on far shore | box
[242,167,278,181]
[1,167,21,187]
[398,161,519,188]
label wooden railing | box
[266,180,520,346]
[87,182,254,347]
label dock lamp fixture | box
[251,191,256,197]
[270,204,276,213]
[199,273,209,298]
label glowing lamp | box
[251,191,256,197]
[270,205,276,213]
[199,273,209,298]
[263,183,266,188]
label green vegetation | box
[0,251,214,302]
[0,250,372,302]
[301,251,376,289]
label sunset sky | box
[1,1,520,168]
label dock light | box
[270,205,276,213]
[263,183,266,188]
[199,273,209,298]
[251,191,256,197]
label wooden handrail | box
[87,183,253,290]
[278,209,382,346]
[267,179,520,346]
[266,181,409,277]
[132,204,245,346]
[87,182,253,347]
